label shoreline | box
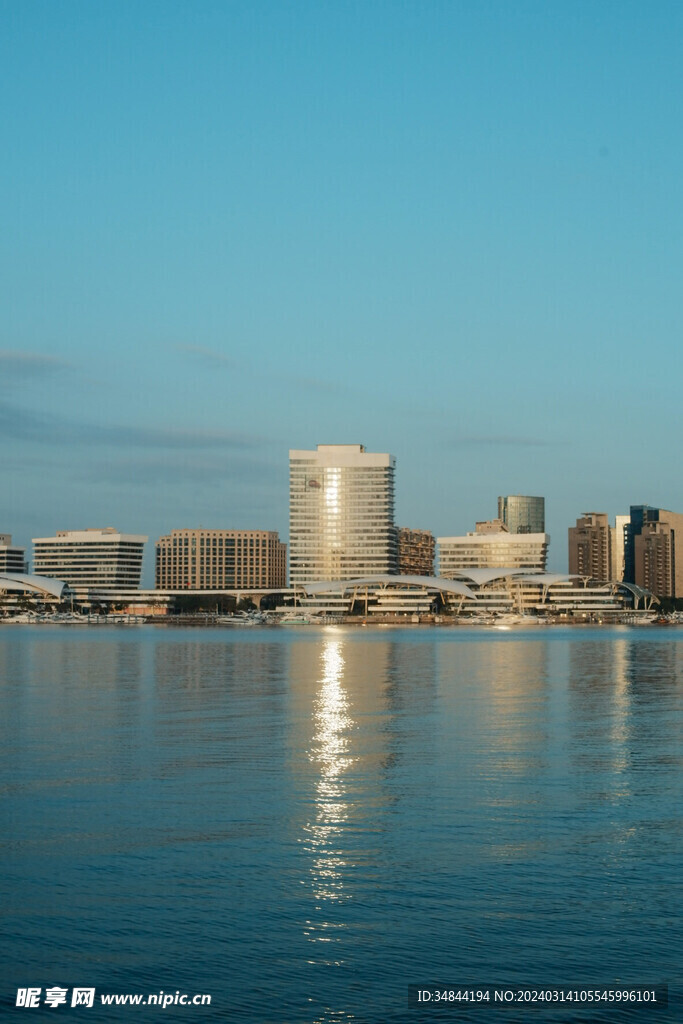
[1,615,678,629]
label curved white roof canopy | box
[298,575,476,599]
[0,573,67,599]
[294,572,653,605]
[613,581,658,603]
[511,575,656,600]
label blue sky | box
[2,0,682,579]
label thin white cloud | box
[0,400,264,451]
[174,344,239,369]
[79,455,283,488]
[175,343,345,395]
[0,350,73,376]
[446,434,562,448]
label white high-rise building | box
[289,444,397,584]
[32,528,147,590]
[0,534,28,574]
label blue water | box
[0,625,681,1022]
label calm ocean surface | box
[0,625,681,1023]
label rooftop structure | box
[475,519,508,534]
[0,572,67,600]
[289,444,397,584]
[32,529,147,590]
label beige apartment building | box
[634,516,683,600]
[568,513,612,580]
[155,529,287,590]
[623,506,683,599]
[397,527,435,577]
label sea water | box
[0,625,681,1022]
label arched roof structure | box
[611,581,658,607]
[0,573,66,599]
[298,575,476,599]
[293,572,657,612]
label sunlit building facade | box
[289,444,397,584]
[612,514,629,582]
[155,528,286,590]
[438,525,549,575]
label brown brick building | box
[568,513,612,581]
[634,517,683,599]
[397,527,435,577]
[155,529,286,590]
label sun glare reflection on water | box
[303,639,355,911]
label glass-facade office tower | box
[289,444,397,584]
[498,495,545,535]
[624,505,658,584]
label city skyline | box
[3,3,682,579]
[8,487,679,592]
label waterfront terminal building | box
[0,571,67,609]
[288,571,652,620]
[289,444,397,585]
